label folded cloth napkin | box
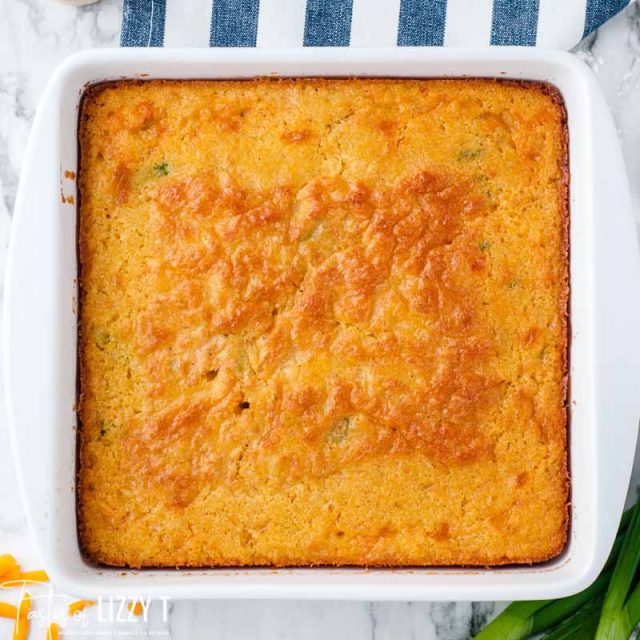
[121,0,630,49]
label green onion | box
[541,594,604,639]
[153,162,169,177]
[531,570,611,634]
[474,601,546,640]
[595,502,640,639]
[458,148,483,161]
[620,580,640,631]
[474,573,611,640]
[474,505,637,640]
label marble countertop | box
[0,1,639,638]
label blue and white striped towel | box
[121,0,630,50]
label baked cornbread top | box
[78,79,568,568]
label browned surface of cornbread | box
[77,78,569,568]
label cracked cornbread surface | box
[77,78,569,568]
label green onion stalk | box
[594,501,640,639]
[541,594,604,639]
[474,505,637,640]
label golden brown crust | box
[77,78,569,568]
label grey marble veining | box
[0,1,639,638]
[574,1,640,225]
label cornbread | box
[77,78,569,568]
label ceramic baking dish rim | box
[4,47,640,601]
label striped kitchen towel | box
[121,0,630,49]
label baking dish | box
[4,47,640,601]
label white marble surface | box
[0,1,639,638]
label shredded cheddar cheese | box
[12,619,29,640]
[0,602,18,618]
[0,555,59,640]
[0,555,20,582]
[12,593,31,640]
[16,593,30,619]
[17,571,49,583]
[127,601,143,616]
[0,554,49,590]
[68,600,96,616]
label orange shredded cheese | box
[12,593,31,640]
[0,555,49,588]
[16,593,30,619]
[0,602,18,618]
[17,571,49,584]
[68,600,96,616]
[127,601,143,616]
[0,555,20,581]
[47,622,61,640]
[12,618,29,640]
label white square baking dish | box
[4,47,640,601]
